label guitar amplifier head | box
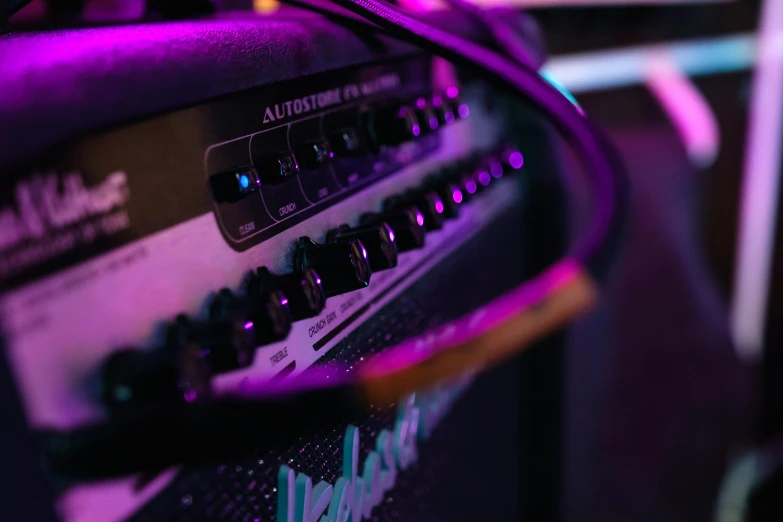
[0,9,555,522]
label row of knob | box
[210,90,468,203]
[101,147,523,412]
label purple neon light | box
[280,297,289,306]
[435,200,444,214]
[184,390,198,403]
[446,86,459,99]
[243,321,254,330]
[416,97,427,109]
[329,151,335,158]
[432,94,443,107]
[412,124,421,137]
[361,246,368,259]
[416,212,425,227]
[466,180,477,194]
[458,104,470,118]
[478,171,491,186]
[445,112,455,124]
[389,230,395,243]
[452,188,463,204]
[508,151,524,169]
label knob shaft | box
[293,237,371,297]
[250,268,326,321]
[327,223,398,272]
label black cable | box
[38,3,626,483]
[317,0,625,279]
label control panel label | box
[261,73,400,125]
[0,171,131,288]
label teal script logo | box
[276,376,473,522]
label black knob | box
[327,223,398,272]
[100,346,212,411]
[209,288,292,346]
[253,152,299,185]
[361,207,426,252]
[209,167,260,203]
[454,170,479,202]
[444,88,468,120]
[500,148,525,173]
[424,178,463,220]
[249,268,326,321]
[330,128,364,157]
[385,191,445,231]
[297,141,333,170]
[473,164,493,192]
[293,237,371,297]
[167,315,257,375]
[440,159,481,202]
[432,93,456,126]
[363,105,420,150]
[414,98,439,135]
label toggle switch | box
[209,167,260,203]
[330,129,364,157]
[297,141,334,170]
[253,152,299,185]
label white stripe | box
[731,1,783,359]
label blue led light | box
[239,173,250,189]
